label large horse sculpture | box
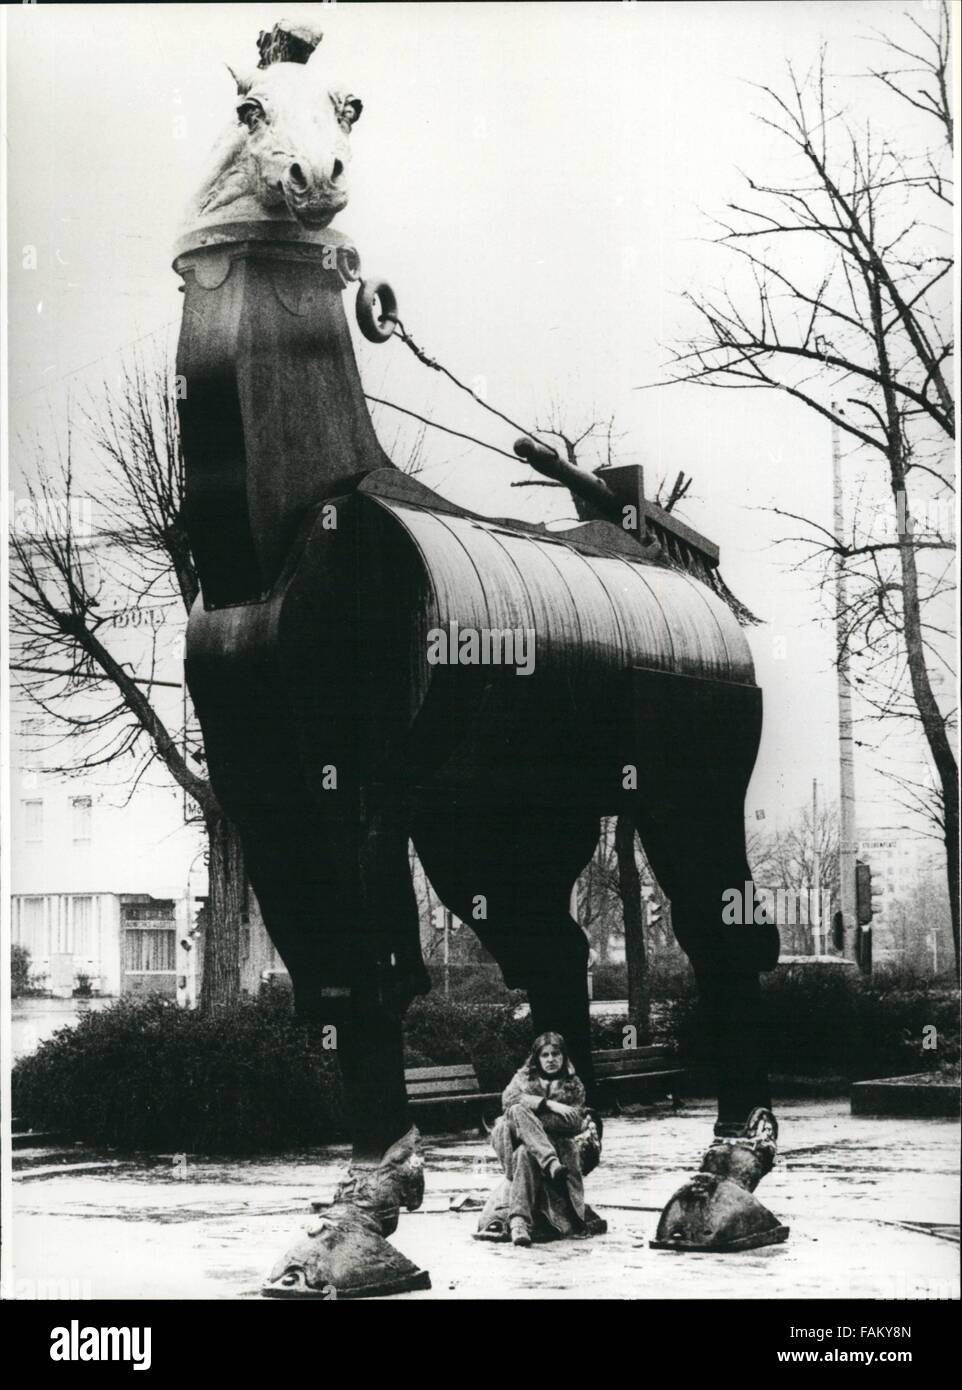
[175,23,787,1298]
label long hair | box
[523,1030,577,1082]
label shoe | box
[545,1157,568,1186]
[473,1220,509,1243]
[510,1218,532,1247]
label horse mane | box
[182,122,260,227]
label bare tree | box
[748,803,840,954]
[657,3,957,961]
[10,353,244,1011]
[615,812,651,1039]
[749,804,840,896]
[579,816,625,966]
[886,865,954,976]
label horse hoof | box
[264,1126,431,1298]
[650,1111,789,1252]
[650,1172,789,1252]
[262,1208,431,1299]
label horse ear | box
[225,64,253,97]
[333,93,363,129]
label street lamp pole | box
[812,778,821,956]
[443,907,450,999]
[832,413,858,962]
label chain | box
[390,317,558,460]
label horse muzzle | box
[281,167,348,228]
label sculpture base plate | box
[262,1263,431,1300]
[650,1172,790,1254]
[650,1224,789,1253]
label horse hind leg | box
[413,804,602,1107]
[636,799,786,1252]
[628,668,787,1252]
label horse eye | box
[237,100,265,130]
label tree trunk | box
[200,810,245,1012]
[895,520,960,966]
[616,812,651,1041]
[866,265,959,969]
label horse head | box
[184,26,362,234]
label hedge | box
[13,993,343,1154]
[12,965,958,1154]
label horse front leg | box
[252,807,431,1298]
[263,976,431,1299]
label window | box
[17,897,46,953]
[22,800,43,843]
[122,900,175,922]
[72,796,92,842]
[51,898,71,954]
[73,896,93,955]
[125,929,176,973]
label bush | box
[423,962,514,1004]
[13,964,957,1155]
[590,962,627,1000]
[590,960,700,1002]
[12,944,43,997]
[13,992,343,1154]
[404,995,535,1091]
[662,962,959,1086]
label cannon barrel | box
[513,436,623,523]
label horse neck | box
[175,232,391,609]
[184,124,251,223]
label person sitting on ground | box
[474,1030,606,1247]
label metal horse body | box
[175,25,786,1298]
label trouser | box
[492,1104,570,1223]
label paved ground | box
[10,1099,960,1300]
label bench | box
[593,1046,684,1110]
[404,1047,683,1133]
[405,1064,501,1134]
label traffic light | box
[855,861,874,926]
[856,922,873,974]
[854,861,875,974]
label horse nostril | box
[331,159,344,182]
[288,162,309,193]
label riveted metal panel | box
[367,499,753,688]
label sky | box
[4,1,956,845]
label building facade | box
[10,511,205,1002]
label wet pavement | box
[10,1099,960,1300]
